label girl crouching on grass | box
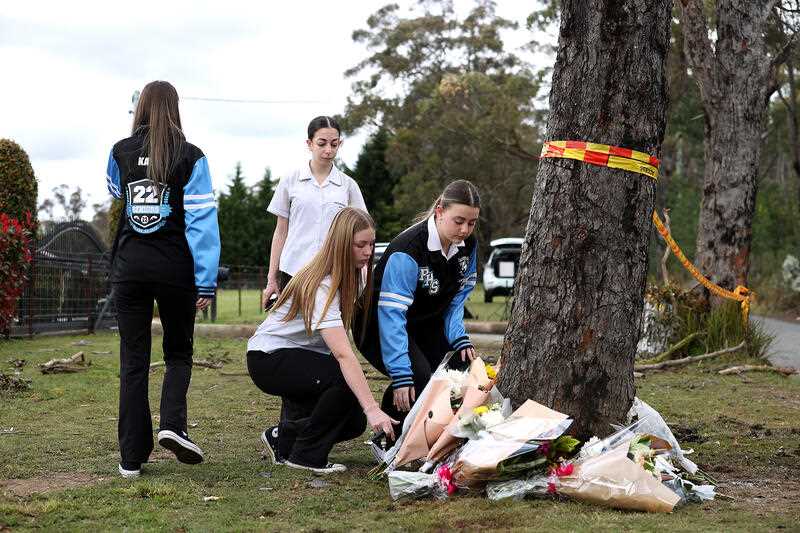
[246,207,397,474]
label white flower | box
[579,436,602,460]
[443,369,468,400]
[480,410,506,429]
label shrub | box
[0,139,38,225]
[0,212,35,333]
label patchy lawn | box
[1,332,799,531]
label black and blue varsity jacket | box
[358,219,478,389]
[105,130,221,297]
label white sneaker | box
[157,429,204,464]
[118,463,141,478]
[284,460,347,475]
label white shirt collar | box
[299,162,342,186]
[427,215,464,260]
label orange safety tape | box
[540,140,753,326]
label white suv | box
[482,238,523,302]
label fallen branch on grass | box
[718,365,798,376]
[639,331,704,365]
[39,352,90,374]
[635,342,746,371]
[149,360,223,370]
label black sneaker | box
[260,426,285,465]
[118,462,141,478]
[157,429,204,464]
[284,459,346,475]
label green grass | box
[204,285,513,325]
[1,332,799,531]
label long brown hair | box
[273,208,375,335]
[414,179,481,223]
[131,81,185,191]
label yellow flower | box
[485,364,497,380]
[473,406,489,415]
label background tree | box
[42,184,87,221]
[217,164,276,266]
[344,0,544,250]
[251,167,277,266]
[498,0,673,438]
[677,0,795,300]
[218,163,255,266]
[349,128,404,241]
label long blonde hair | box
[273,208,374,335]
[131,81,185,192]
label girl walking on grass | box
[106,81,220,478]
[247,208,397,474]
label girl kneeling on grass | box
[246,207,397,474]
[355,180,480,446]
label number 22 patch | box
[126,178,172,234]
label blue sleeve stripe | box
[185,193,215,201]
[184,156,221,294]
[185,202,217,210]
[379,301,408,311]
[391,377,415,389]
[452,339,472,350]
[379,291,413,304]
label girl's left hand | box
[460,346,476,362]
[196,297,212,310]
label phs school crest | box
[419,267,440,295]
[458,256,469,275]
[126,178,172,234]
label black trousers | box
[114,282,196,464]
[247,348,366,467]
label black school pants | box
[114,281,196,464]
[247,348,366,467]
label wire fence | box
[10,221,115,337]
[8,221,513,335]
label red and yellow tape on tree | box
[539,140,753,325]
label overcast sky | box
[0,1,539,218]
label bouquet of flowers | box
[381,355,501,470]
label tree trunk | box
[497,0,672,439]
[678,0,779,295]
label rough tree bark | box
[497,0,672,439]
[678,0,785,295]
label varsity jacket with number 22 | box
[105,130,221,297]
[356,219,478,389]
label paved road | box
[754,315,800,370]
[471,316,800,371]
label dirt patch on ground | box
[0,472,104,497]
[711,463,800,517]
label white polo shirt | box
[268,163,367,275]
[247,276,343,355]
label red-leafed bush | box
[0,211,34,333]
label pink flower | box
[436,464,457,496]
[554,463,574,477]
